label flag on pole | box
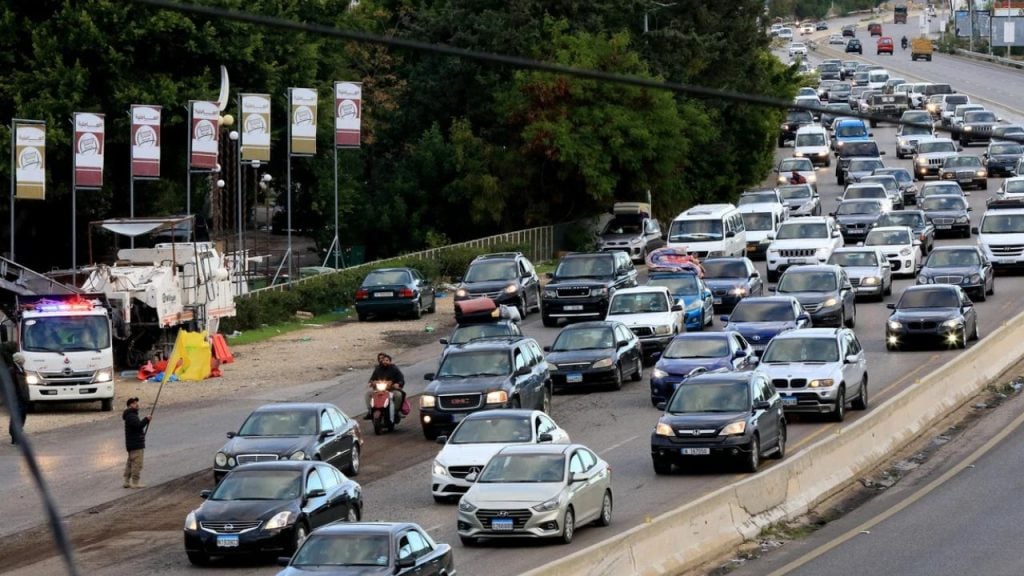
[189,101,220,169]
[14,122,46,200]
[334,82,362,148]
[240,93,271,162]
[131,105,161,178]
[290,88,317,156]
[73,112,105,188]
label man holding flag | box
[122,397,152,488]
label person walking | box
[122,397,152,488]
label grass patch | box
[534,260,558,276]
[226,310,351,346]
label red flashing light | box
[29,295,96,313]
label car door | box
[839,271,855,318]
[750,377,775,452]
[615,324,641,373]
[519,258,539,309]
[567,449,599,522]
[617,253,638,287]
[761,377,784,447]
[511,347,534,407]
[303,468,333,529]
[327,408,355,469]
[415,270,435,310]
[731,333,754,370]
[405,528,444,576]
[840,331,865,397]
[317,409,340,463]
[645,218,665,252]
[961,290,977,336]
[315,464,347,524]
[527,341,549,409]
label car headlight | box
[654,324,673,335]
[93,368,112,383]
[778,176,788,183]
[652,368,668,380]
[655,422,674,436]
[900,247,911,256]
[591,287,608,297]
[976,170,986,177]
[862,277,880,286]
[942,319,960,329]
[888,320,902,330]
[215,452,228,467]
[965,126,973,132]
[686,299,703,312]
[917,275,931,284]
[228,456,236,466]
[289,451,306,461]
[24,372,41,385]
[184,511,198,532]
[455,288,468,298]
[504,284,519,294]
[823,297,838,308]
[731,286,748,295]
[264,510,293,530]
[970,274,982,283]
[781,123,789,130]
[532,497,562,512]
[807,173,817,183]
[794,152,805,157]
[917,157,928,165]
[956,216,969,223]
[719,421,747,436]
[543,289,556,298]
[420,395,436,408]
[547,363,559,371]
[808,379,834,388]
[432,460,448,477]
[592,358,614,369]
[818,151,829,157]
[486,390,509,404]
[458,499,478,513]
[837,141,845,147]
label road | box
[5,18,1024,576]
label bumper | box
[541,298,609,321]
[838,229,870,242]
[986,164,1016,177]
[746,241,770,259]
[940,174,986,188]
[931,223,970,236]
[886,326,961,346]
[903,190,918,205]
[684,308,704,330]
[355,299,419,316]
[915,165,940,178]
[650,434,754,465]
[184,525,297,556]
[767,257,830,273]
[421,402,512,435]
[457,508,566,540]
[454,292,520,310]
[600,245,645,260]
[432,473,474,498]
[550,366,620,389]
[27,382,114,402]
[853,283,884,297]
[779,389,842,413]
[809,307,844,327]
[639,334,675,356]
[990,256,1024,268]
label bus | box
[894,4,908,24]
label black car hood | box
[198,498,295,522]
[704,278,749,290]
[920,265,979,277]
[547,278,614,289]
[459,280,516,293]
[923,209,967,219]
[836,214,880,225]
[987,154,1019,163]
[546,349,615,365]
[662,411,748,429]
[890,307,961,322]
[426,376,511,395]
[222,436,313,457]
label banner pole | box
[8,122,14,260]
[235,94,244,295]
[333,143,339,270]
[130,109,136,248]
[71,117,77,287]
[286,89,294,281]
[186,103,192,216]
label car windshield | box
[762,338,840,363]
[849,160,885,172]
[450,416,533,444]
[921,197,965,211]
[900,124,932,136]
[918,141,956,153]
[921,183,962,197]
[777,222,827,239]
[450,324,514,345]
[669,219,723,241]
[797,88,818,97]
[837,201,882,215]
[363,270,411,286]
[876,169,912,184]
[878,213,922,228]
[554,256,614,279]
[438,350,511,377]
[601,215,644,235]
[1005,181,1024,193]
[210,470,302,501]
[926,250,980,268]
[861,177,895,190]
[787,111,813,123]
[779,159,812,171]
[478,454,565,483]
[702,260,749,278]
[837,124,867,137]
[778,271,837,292]
[608,292,669,314]
[829,251,878,267]
[238,410,317,436]
[990,144,1024,155]
[778,186,812,200]
[668,382,750,413]
[551,327,615,351]
[945,96,968,106]
[796,133,827,146]
[981,213,1024,233]
[20,315,110,353]
[729,301,795,322]
[663,336,730,359]
[898,289,960,309]
[739,192,779,206]
[844,187,885,200]
[464,261,517,282]
[866,229,911,245]
[944,156,981,168]
[842,143,879,156]
[291,534,390,568]
[965,112,995,122]
[741,212,775,231]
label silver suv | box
[913,137,960,181]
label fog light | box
[541,521,559,531]
[423,415,432,424]
[887,335,899,346]
[457,521,471,531]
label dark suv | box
[778,109,815,147]
[542,251,638,327]
[835,140,884,185]
[454,252,541,317]
[419,336,552,439]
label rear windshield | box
[922,84,953,95]
[841,142,880,156]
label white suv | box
[862,226,921,277]
[974,199,1024,269]
[789,42,808,58]
[757,327,868,421]
[605,286,684,355]
[766,216,844,283]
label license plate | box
[959,178,972,184]
[782,397,798,406]
[564,305,584,311]
[789,259,807,265]
[217,535,239,548]
[936,225,951,230]
[713,298,723,305]
[491,519,514,531]
[566,373,583,383]
[680,448,710,456]
[374,291,394,298]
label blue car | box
[646,271,714,331]
[701,257,764,310]
[648,333,759,407]
[832,118,871,152]
[720,296,811,356]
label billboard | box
[991,16,1024,46]
[73,112,105,188]
[14,122,46,200]
[131,105,161,178]
[955,10,991,37]
[240,93,271,162]
[190,100,220,169]
[290,88,317,155]
[334,82,362,148]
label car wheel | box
[427,295,437,313]
[100,398,113,412]
[852,377,869,410]
[412,300,423,319]
[459,535,478,547]
[346,505,360,523]
[596,490,613,527]
[971,320,980,341]
[611,365,623,391]
[845,304,856,328]
[510,396,522,409]
[534,287,543,312]
[631,357,643,382]
[542,314,558,328]
[186,551,211,566]
[830,387,846,422]
[975,287,987,302]
[422,426,440,441]
[372,413,383,436]
[957,326,968,349]
[742,435,760,473]
[559,507,576,545]
[987,277,995,296]
[357,312,368,322]
[772,423,787,460]
[290,521,309,554]
[516,297,527,319]
[343,444,360,476]
[542,387,552,413]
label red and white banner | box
[190,100,220,169]
[131,105,161,178]
[334,82,362,148]
[73,112,104,188]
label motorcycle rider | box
[901,35,908,50]
[364,353,406,421]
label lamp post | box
[228,129,242,294]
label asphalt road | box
[5,17,1024,576]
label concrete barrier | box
[523,312,1024,576]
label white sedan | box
[829,34,845,45]
[863,226,922,277]
[789,42,809,57]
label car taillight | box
[356,289,369,300]
[399,288,415,298]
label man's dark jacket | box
[123,408,150,451]
[369,364,405,387]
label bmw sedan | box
[916,246,995,302]
[885,285,979,351]
[648,332,758,407]
[544,321,643,391]
[277,522,454,576]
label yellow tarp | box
[162,330,212,383]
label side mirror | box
[753,400,771,410]
[798,312,811,322]
[200,489,212,499]
[957,146,963,152]
[651,351,662,360]
[515,366,532,377]
[856,241,864,246]
[307,488,327,499]
[435,435,448,445]
[465,470,479,483]
[439,338,449,345]
[733,349,746,359]
[543,345,551,352]
[879,150,887,155]
[320,429,335,440]
[226,431,236,439]
[971,226,980,234]
[424,373,435,381]
[277,557,291,567]
[845,354,859,364]
[965,191,971,197]
[656,402,667,411]
[967,207,973,212]
[751,272,760,278]
[726,230,736,238]
[538,433,553,443]
[913,239,921,246]
[570,472,588,484]
[616,340,629,348]
[768,286,777,292]
[545,272,554,280]
[963,301,974,308]
[455,276,463,283]
[749,356,760,365]
[720,315,730,323]
[886,303,896,309]
[829,212,836,217]
[396,557,416,569]
[765,233,775,240]
[671,304,684,312]
[868,132,875,137]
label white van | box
[666,204,747,258]
[794,125,831,167]
[739,202,785,260]
[867,69,891,91]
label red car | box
[868,22,882,36]
[877,36,894,55]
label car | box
[863,226,922,278]
[440,318,522,349]
[877,36,894,54]
[801,23,815,35]
[738,188,789,216]
[868,22,882,36]
[995,176,1024,199]
[818,62,843,82]
[973,198,1024,269]
[950,104,986,131]
[796,86,819,99]
[789,42,809,58]
[777,184,821,217]
[355,267,437,321]
[873,167,919,205]
[916,246,994,302]
[842,25,856,37]
[895,122,934,160]
[913,137,961,180]
[646,270,715,331]
[766,216,845,283]
[776,157,817,188]
[651,371,787,474]
[938,94,972,126]
[454,252,541,318]
[959,110,1000,146]
[899,109,934,128]
[596,202,665,263]
[885,285,979,350]
[991,123,1024,143]
[844,159,888,187]
[648,332,759,407]
[921,195,973,238]
[859,174,904,210]
[276,522,454,576]
[867,93,909,127]
[836,141,884,187]
[821,103,855,128]
[214,403,362,482]
[850,71,871,89]
[841,59,859,79]
[794,95,823,117]
[183,461,363,565]
[774,265,856,328]
[778,27,794,40]
[883,77,907,95]
[666,204,747,257]
[846,38,863,54]
[544,321,643,391]
[605,286,685,356]
[919,180,967,201]
[827,247,893,300]
[793,125,832,167]
[856,89,881,114]
[738,203,785,260]
[827,82,853,105]
[842,183,892,212]
[983,141,1024,177]
[419,336,552,439]
[456,443,613,545]
[939,155,988,190]
[876,209,936,255]
[817,21,829,31]
[541,251,637,327]
[829,33,845,44]
[431,409,570,502]
[721,296,812,356]
[701,257,764,310]
[832,199,886,244]
[758,328,868,421]
[779,109,816,147]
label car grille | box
[909,320,938,330]
[673,428,719,438]
[556,362,592,371]
[780,249,816,258]
[447,465,485,480]
[933,275,965,284]
[933,217,955,225]
[955,170,977,179]
[476,509,532,529]
[844,223,867,230]
[750,342,768,353]
[849,277,861,288]
[556,287,591,298]
[439,393,483,410]
[968,125,992,135]
[467,290,505,299]
[235,454,279,465]
[802,302,824,313]
[38,370,95,384]
[713,288,729,296]
[631,326,655,337]
[200,521,262,534]
[772,378,808,389]
[990,245,1024,256]
[927,158,944,167]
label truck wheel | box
[101,398,113,412]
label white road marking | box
[425,523,445,533]
[603,435,639,454]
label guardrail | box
[953,48,1024,70]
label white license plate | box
[713,298,723,305]
[782,397,798,406]
[217,535,239,548]
[564,305,584,311]
[566,373,583,383]
[959,178,972,184]
[680,448,711,456]
[374,291,394,298]
[789,259,808,265]
[936,225,951,230]
[491,519,514,531]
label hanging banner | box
[14,122,46,200]
[131,105,161,178]
[334,81,362,148]
[290,88,317,156]
[240,93,271,162]
[189,100,220,169]
[73,112,105,188]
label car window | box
[328,408,347,431]
[569,452,585,475]
[846,332,862,355]
[752,380,766,403]
[319,411,333,433]
[398,535,414,561]
[578,448,597,471]
[514,350,527,371]
[537,415,557,435]
[318,464,340,490]
[528,341,544,365]
[759,378,774,402]
[306,469,324,494]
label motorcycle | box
[369,380,402,435]
[901,38,908,50]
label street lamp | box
[228,130,242,294]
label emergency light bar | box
[19,294,103,313]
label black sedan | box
[983,141,1024,177]
[774,265,856,328]
[876,209,936,255]
[544,321,643,391]
[917,246,995,302]
[885,285,979,351]
[276,522,454,576]
[939,155,988,190]
[184,461,363,565]
[701,257,764,309]
[215,403,362,482]
[919,195,972,238]
[355,267,437,321]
